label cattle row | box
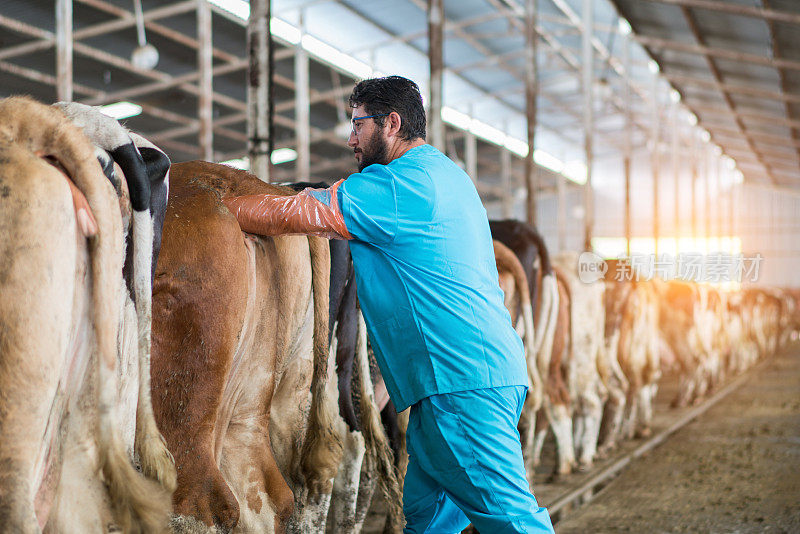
[1,97,797,533]
[491,226,800,485]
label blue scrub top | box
[338,144,528,411]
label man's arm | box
[222,179,351,240]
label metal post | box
[501,143,512,218]
[466,130,477,185]
[651,75,660,257]
[247,0,271,182]
[704,146,711,252]
[524,0,538,226]
[623,33,632,256]
[295,11,310,182]
[557,172,567,252]
[734,181,740,251]
[714,152,721,248]
[671,100,679,249]
[428,0,445,151]
[691,129,698,241]
[56,0,73,102]
[728,169,735,247]
[198,0,213,161]
[582,0,594,252]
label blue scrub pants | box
[403,386,554,534]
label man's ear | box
[387,111,403,138]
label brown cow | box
[532,267,575,476]
[656,280,715,407]
[151,161,342,533]
[493,239,543,482]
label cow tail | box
[502,248,542,414]
[0,97,171,532]
[535,273,560,386]
[80,150,166,534]
[301,236,344,498]
[132,209,177,494]
[355,311,403,521]
[84,138,168,534]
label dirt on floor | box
[556,344,800,534]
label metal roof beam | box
[76,0,240,63]
[0,1,196,62]
[0,58,100,97]
[497,0,655,140]
[642,0,800,26]
[83,59,247,106]
[635,34,800,73]
[668,73,800,105]
[677,5,776,183]
[340,9,509,55]
[0,13,247,113]
[694,103,800,130]
[760,0,800,168]
[706,125,800,149]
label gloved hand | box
[222,179,351,240]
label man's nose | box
[347,130,358,148]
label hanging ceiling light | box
[131,0,159,70]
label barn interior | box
[2,0,798,286]
[2,2,800,532]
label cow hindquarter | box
[155,162,340,533]
[0,147,93,531]
[221,233,321,532]
[0,143,167,533]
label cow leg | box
[271,294,337,533]
[517,395,538,482]
[672,348,697,408]
[622,389,639,440]
[575,386,603,470]
[381,407,408,534]
[690,362,709,405]
[328,428,367,532]
[546,402,575,477]
[353,453,378,530]
[150,192,250,531]
[46,390,116,534]
[634,384,656,439]
[219,415,294,533]
[531,408,549,470]
[597,380,626,455]
[572,412,585,461]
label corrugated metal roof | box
[1,0,797,193]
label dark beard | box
[358,129,389,172]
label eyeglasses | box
[351,113,389,136]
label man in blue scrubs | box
[224,76,554,534]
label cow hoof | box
[671,398,687,409]
[173,471,240,533]
[170,514,219,534]
[577,460,593,472]
[635,427,652,439]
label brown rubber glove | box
[222,179,351,240]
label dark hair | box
[348,76,426,141]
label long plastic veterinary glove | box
[222,179,351,240]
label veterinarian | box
[224,75,554,534]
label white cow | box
[551,252,606,471]
[0,96,175,532]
